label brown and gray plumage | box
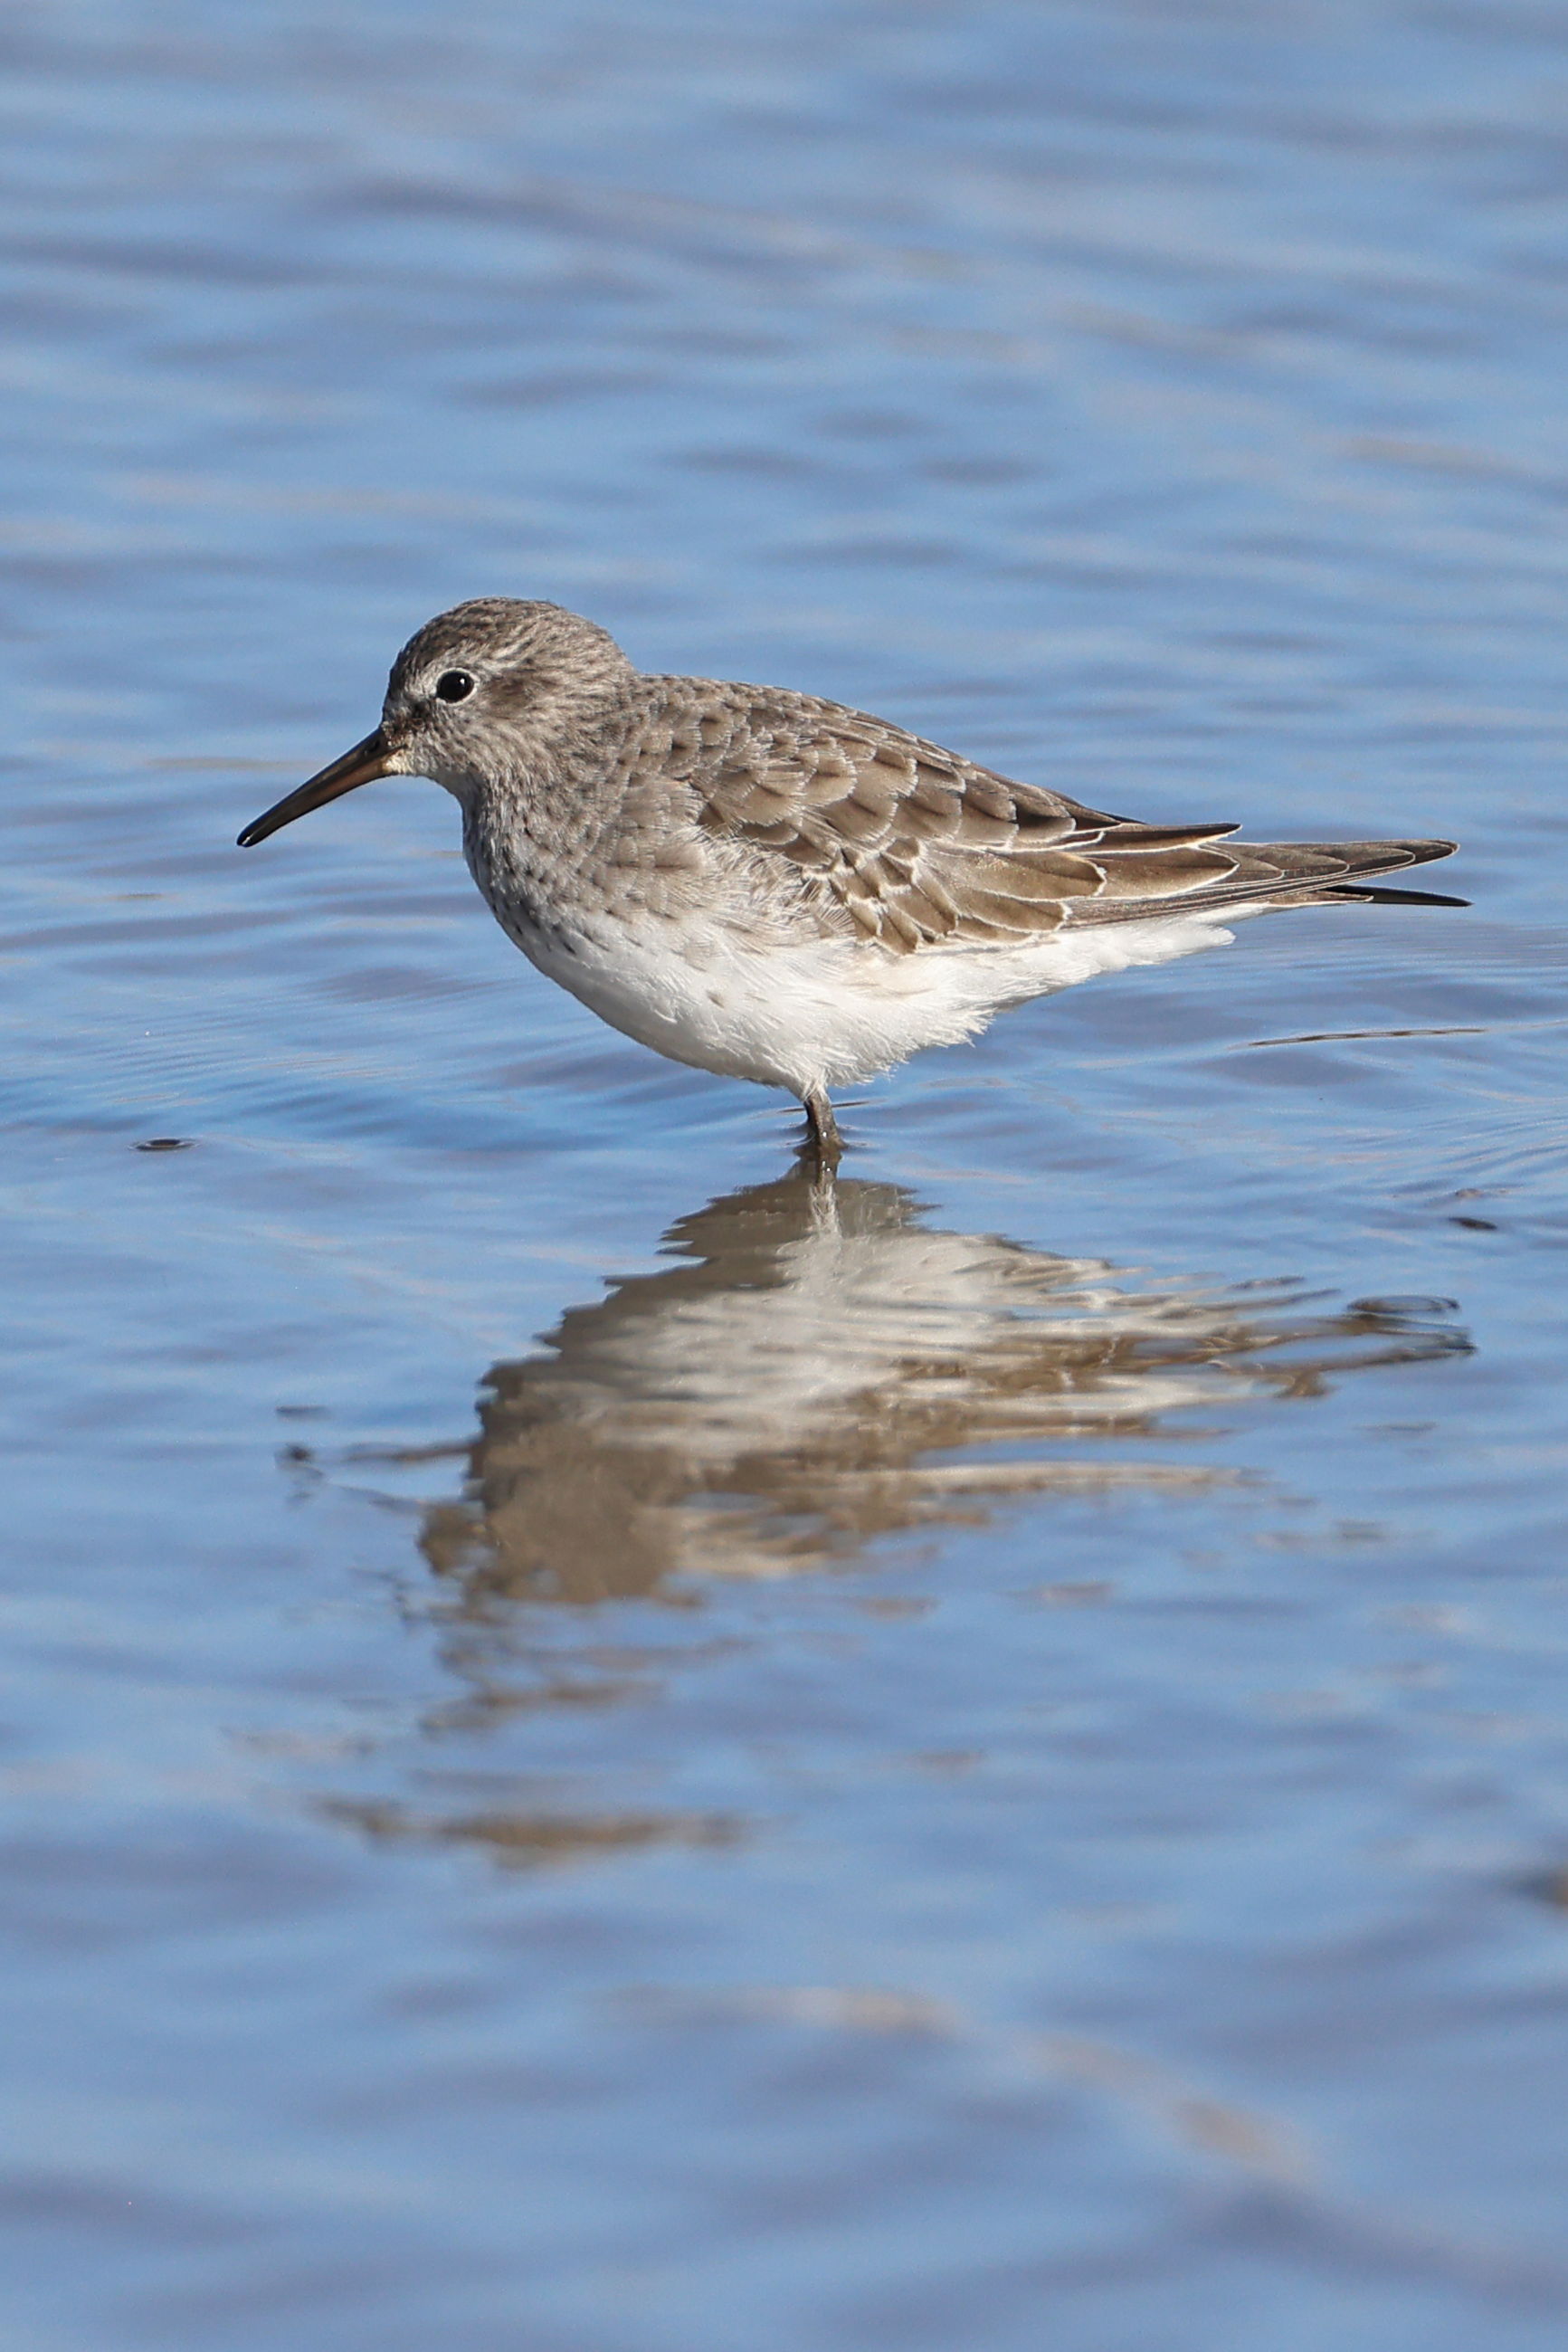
[237,598,1461,1154]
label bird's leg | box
[800,1086,842,1171]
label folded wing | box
[686,690,1456,953]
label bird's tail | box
[1253,837,1464,909]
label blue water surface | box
[3,4,1568,2346]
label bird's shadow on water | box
[363,1155,1472,1605]
[309,1158,1471,1864]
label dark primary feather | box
[656,683,1457,952]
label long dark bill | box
[236,729,396,848]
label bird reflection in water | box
[323,1166,1468,1868]
[413,1163,1468,1608]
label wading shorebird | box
[238,599,1460,1157]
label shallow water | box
[5,2,1568,2345]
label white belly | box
[500,900,1249,1099]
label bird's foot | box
[798,1087,843,1176]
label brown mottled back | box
[630,679,1450,953]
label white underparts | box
[508,903,1259,1100]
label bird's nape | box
[233,597,1465,1139]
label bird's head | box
[236,598,636,847]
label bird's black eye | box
[433,669,476,704]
